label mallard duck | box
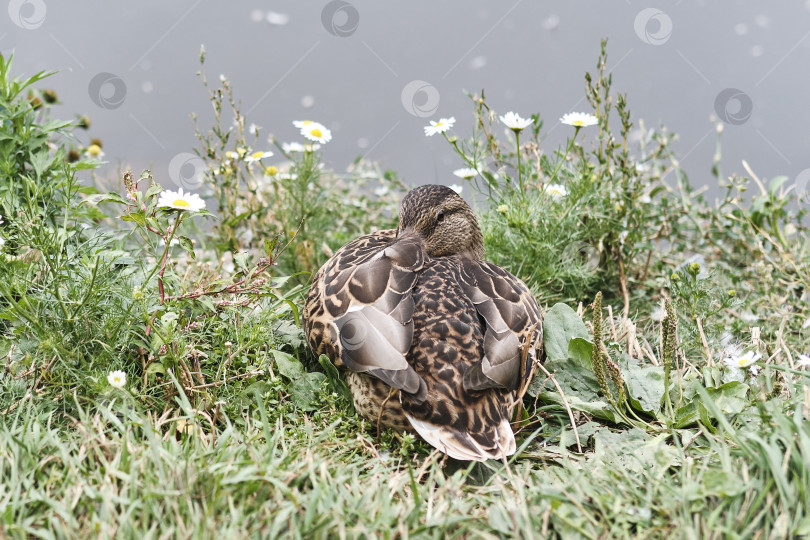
[303,184,542,461]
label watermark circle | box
[634,8,673,45]
[401,80,440,118]
[714,88,753,126]
[562,241,600,272]
[88,73,127,110]
[321,0,359,37]
[339,315,368,351]
[793,168,810,207]
[168,153,207,190]
[8,0,46,29]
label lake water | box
[4,1,810,202]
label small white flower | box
[294,121,332,144]
[374,186,389,197]
[244,150,274,163]
[797,354,810,368]
[545,183,569,200]
[560,112,599,128]
[496,204,508,214]
[219,74,227,83]
[156,188,206,212]
[449,184,463,194]
[266,11,289,25]
[748,364,761,377]
[248,123,259,135]
[499,111,533,132]
[638,194,652,204]
[282,142,320,153]
[107,370,127,388]
[723,350,761,369]
[453,168,477,180]
[424,117,456,136]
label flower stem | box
[548,126,581,186]
[158,211,184,304]
[514,130,524,203]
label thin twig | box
[534,362,582,453]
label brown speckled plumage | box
[303,185,542,461]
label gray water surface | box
[4,1,810,199]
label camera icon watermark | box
[714,88,753,126]
[8,0,46,29]
[88,73,127,110]
[401,80,440,118]
[634,8,673,46]
[321,0,359,37]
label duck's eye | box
[436,210,445,222]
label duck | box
[303,184,542,461]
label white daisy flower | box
[424,117,456,137]
[244,150,274,163]
[449,184,463,194]
[797,354,810,368]
[296,121,332,144]
[560,112,599,128]
[545,183,569,200]
[282,142,320,153]
[107,370,127,388]
[453,168,477,180]
[156,188,206,212]
[499,111,533,132]
[723,350,761,369]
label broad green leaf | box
[272,350,305,380]
[177,236,195,260]
[318,354,352,403]
[768,175,789,196]
[82,192,129,206]
[674,381,749,428]
[290,372,326,411]
[620,356,665,415]
[542,303,589,362]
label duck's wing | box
[458,260,542,392]
[312,231,428,401]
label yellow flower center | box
[173,199,190,208]
[251,151,263,159]
[573,120,584,126]
[265,166,278,176]
[302,120,312,125]
[310,128,322,138]
[87,144,102,157]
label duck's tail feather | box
[405,414,516,462]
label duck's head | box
[396,184,484,259]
